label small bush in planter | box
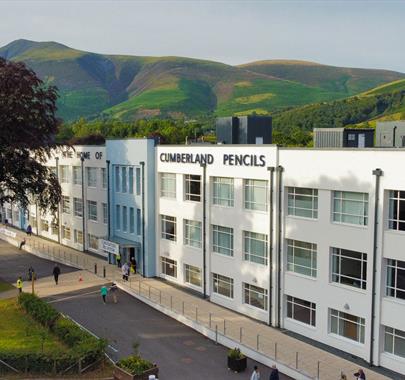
[116,355,155,375]
[227,347,247,373]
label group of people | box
[16,263,61,293]
[18,224,33,249]
[100,282,118,304]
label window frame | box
[161,257,177,278]
[243,231,268,265]
[212,177,234,207]
[332,191,368,226]
[212,273,234,299]
[286,295,316,326]
[184,264,202,287]
[243,283,268,311]
[184,219,202,248]
[384,326,405,359]
[72,166,82,185]
[185,174,201,202]
[287,239,317,278]
[161,173,176,198]
[212,224,233,257]
[86,167,97,188]
[287,187,318,219]
[388,190,405,231]
[73,197,83,218]
[87,200,98,222]
[102,203,108,224]
[329,309,365,344]
[244,179,268,211]
[61,196,70,214]
[161,215,176,241]
[386,259,405,300]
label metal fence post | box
[94,263,97,274]
[138,280,141,294]
[209,313,212,328]
[182,301,185,315]
[103,266,106,278]
[317,361,320,380]
[223,319,226,335]
[170,295,173,310]
[159,290,162,305]
[256,334,260,350]
[275,342,277,360]
[195,307,198,322]
[148,285,151,299]
[215,325,218,344]
[239,327,243,343]
[295,352,298,369]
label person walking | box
[16,277,23,293]
[26,224,32,236]
[28,265,34,281]
[269,365,279,380]
[101,285,108,304]
[116,253,121,268]
[19,238,26,250]
[53,264,61,285]
[122,262,128,281]
[354,369,366,380]
[110,282,118,303]
[250,365,260,380]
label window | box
[386,259,405,300]
[115,166,120,192]
[185,264,201,287]
[388,190,405,231]
[212,177,234,207]
[128,168,134,194]
[137,209,141,235]
[116,205,121,230]
[333,191,368,226]
[136,168,141,195]
[287,187,318,219]
[40,219,49,232]
[244,179,268,211]
[348,133,356,141]
[62,226,71,240]
[62,196,70,214]
[185,174,201,202]
[121,167,127,193]
[122,206,127,232]
[129,207,135,233]
[161,215,176,241]
[287,239,317,277]
[73,198,83,217]
[86,167,97,187]
[212,273,233,298]
[161,257,177,278]
[60,166,69,183]
[287,295,316,326]
[384,326,405,359]
[102,203,108,224]
[161,173,176,198]
[244,283,268,310]
[330,309,365,343]
[101,168,107,189]
[331,248,367,289]
[51,223,58,235]
[88,234,98,250]
[87,200,97,222]
[73,166,81,185]
[244,231,268,265]
[212,225,233,256]
[74,229,83,245]
[184,219,202,248]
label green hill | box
[1,39,404,121]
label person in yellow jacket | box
[17,277,23,293]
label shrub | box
[18,293,60,328]
[117,355,155,375]
[228,347,245,360]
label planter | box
[113,364,159,380]
[227,356,247,373]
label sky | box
[0,0,404,72]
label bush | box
[228,347,245,360]
[18,293,60,328]
[117,355,155,375]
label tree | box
[0,58,61,212]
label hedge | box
[18,293,59,328]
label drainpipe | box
[106,160,111,240]
[276,165,284,328]
[200,163,207,298]
[81,156,86,252]
[55,157,61,244]
[35,203,39,236]
[393,126,397,147]
[140,161,146,277]
[267,167,275,326]
[370,168,383,366]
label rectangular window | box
[384,326,405,359]
[122,206,127,232]
[331,248,367,289]
[212,273,233,298]
[243,283,268,310]
[333,191,368,226]
[137,209,141,235]
[73,197,83,217]
[115,166,120,192]
[128,168,134,194]
[51,223,58,235]
[185,264,201,287]
[87,200,97,222]
[116,205,121,230]
[102,203,108,224]
[101,168,107,189]
[121,167,127,193]
[386,259,405,300]
[88,234,98,250]
[244,231,268,265]
[161,257,177,278]
[60,166,69,183]
[161,215,176,241]
[73,166,82,185]
[184,219,202,248]
[212,177,234,207]
[287,187,318,219]
[330,309,365,343]
[74,229,83,245]
[136,168,141,195]
[388,190,405,231]
[161,173,176,198]
[287,239,317,277]
[129,207,135,233]
[62,196,70,214]
[287,295,316,326]
[185,174,201,202]
[212,225,233,257]
[40,219,49,232]
[244,179,268,211]
[62,226,71,240]
[86,167,97,187]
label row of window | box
[61,196,108,224]
[59,166,107,189]
[61,227,100,250]
[115,205,141,235]
[114,166,141,195]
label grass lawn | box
[0,280,14,293]
[0,298,67,354]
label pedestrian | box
[19,238,26,250]
[101,285,108,304]
[110,282,118,303]
[125,263,130,281]
[354,369,366,380]
[250,365,260,380]
[16,276,23,293]
[28,265,34,281]
[122,262,128,281]
[340,373,347,380]
[53,263,61,285]
[116,253,121,268]
[26,224,32,236]
[269,365,279,380]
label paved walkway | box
[0,227,392,380]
